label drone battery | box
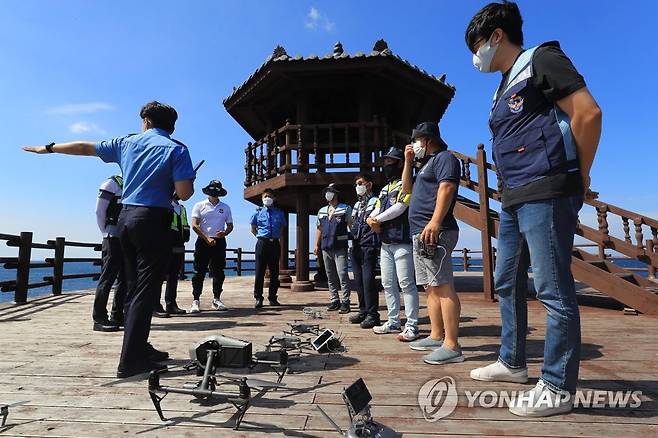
[311,329,336,352]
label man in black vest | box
[465,1,602,417]
[92,175,127,331]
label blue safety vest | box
[378,180,411,244]
[351,194,380,248]
[318,203,350,250]
[489,42,579,190]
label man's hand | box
[22,146,49,154]
[404,144,415,162]
[206,237,217,247]
[313,245,320,256]
[582,174,599,201]
[215,230,226,239]
[420,219,441,245]
[366,217,382,233]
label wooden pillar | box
[476,145,495,301]
[279,212,293,287]
[291,193,314,291]
[15,231,33,304]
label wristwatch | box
[45,142,55,153]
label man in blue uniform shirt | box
[250,189,286,309]
[314,183,353,313]
[23,101,196,378]
[348,174,381,329]
[465,2,602,416]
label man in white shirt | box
[190,180,233,313]
[93,175,127,331]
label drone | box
[1,404,7,427]
[148,335,286,430]
[316,378,399,438]
[286,320,322,336]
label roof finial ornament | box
[438,74,446,83]
[272,45,288,59]
[333,41,344,56]
[373,39,388,52]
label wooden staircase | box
[450,145,658,315]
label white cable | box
[426,240,448,286]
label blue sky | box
[1,0,657,256]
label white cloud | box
[305,7,335,32]
[46,102,114,115]
[69,121,106,135]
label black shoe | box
[152,306,170,318]
[108,317,124,327]
[327,301,341,311]
[165,304,186,315]
[93,320,119,332]
[116,360,166,379]
[268,298,281,306]
[349,313,366,324]
[339,301,351,314]
[360,315,381,329]
[254,299,264,309]
[146,342,169,361]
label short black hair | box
[465,1,523,52]
[140,101,178,134]
[262,189,275,196]
[355,173,374,183]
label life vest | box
[105,175,123,226]
[318,203,350,250]
[489,42,579,190]
[378,179,411,244]
[351,194,380,247]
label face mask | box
[325,192,335,202]
[412,140,426,159]
[263,197,274,207]
[355,185,367,197]
[383,163,401,181]
[472,34,499,73]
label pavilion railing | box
[244,117,409,186]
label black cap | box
[202,179,227,197]
[382,147,404,161]
[322,183,340,194]
[411,122,448,150]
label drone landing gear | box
[1,404,8,427]
[251,349,290,384]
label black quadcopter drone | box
[148,335,286,430]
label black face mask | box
[383,163,401,181]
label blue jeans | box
[322,248,350,303]
[380,242,418,330]
[496,195,583,393]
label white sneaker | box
[470,360,528,383]
[190,300,201,314]
[397,326,420,342]
[372,321,401,334]
[509,380,573,417]
[212,299,228,311]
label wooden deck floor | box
[0,274,656,437]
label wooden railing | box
[244,117,409,186]
[1,231,488,305]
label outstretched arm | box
[23,141,97,156]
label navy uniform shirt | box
[95,128,196,209]
[408,150,461,235]
[250,206,287,239]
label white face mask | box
[472,34,499,73]
[263,197,274,207]
[325,192,335,202]
[355,185,367,197]
[412,140,426,159]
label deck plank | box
[0,275,657,436]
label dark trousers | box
[93,236,127,323]
[158,249,184,308]
[253,238,281,300]
[192,237,226,300]
[117,206,172,369]
[351,244,379,317]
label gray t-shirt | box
[408,150,461,235]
